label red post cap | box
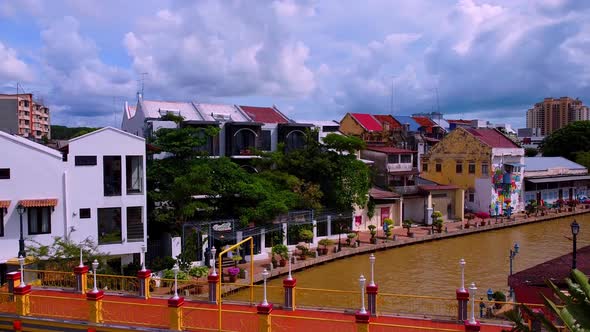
[74,266,89,274]
[208,274,220,283]
[136,269,152,279]
[366,284,378,294]
[464,320,481,331]
[355,311,370,323]
[283,278,297,288]
[456,289,470,300]
[86,290,104,301]
[256,303,273,314]
[13,284,31,295]
[168,297,185,307]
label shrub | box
[368,225,377,238]
[346,232,357,246]
[318,238,334,248]
[227,267,240,276]
[402,219,413,234]
[383,218,394,239]
[188,266,209,278]
[163,269,188,280]
[474,212,490,221]
[271,244,289,260]
[299,229,314,243]
[151,256,176,272]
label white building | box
[0,127,146,274]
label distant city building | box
[517,128,544,150]
[0,93,50,140]
[526,97,589,136]
[523,157,589,204]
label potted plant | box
[231,255,242,267]
[432,211,443,233]
[346,233,357,247]
[271,244,289,266]
[368,225,377,244]
[318,239,334,255]
[227,267,240,282]
[383,218,394,240]
[464,213,475,228]
[402,219,413,238]
[238,268,246,279]
[299,229,313,244]
[555,199,564,212]
[296,244,309,260]
[474,212,490,226]
[567,199,579,212]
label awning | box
[526,175,590,183]
[0,200,10,209]
[505,163,525,167]
[18,199,58,208]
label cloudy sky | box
[1,0,589,128]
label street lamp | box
[487,288,493,301]
[509,243,519,298]
[18,255,25,287]
[287,249,293,281]
[261,268,270,306]
[16,204,26,258]
[78,246,84,268]
[571,220,580,269]
[459,258,466,292]
[369,254,376,287]
[359,274,367,314]
[337,224,344,252]
[172,263,180,300]
[211,247,217,276]
[140,245,147,272]
[91,259,99,293]
[469,282,477,325]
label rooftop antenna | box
[435,87,440,113]
[137,72,149,98]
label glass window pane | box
[103,156,122,196]
[127,207,144,242]
[98,208,122,244]
[126,156,143,194]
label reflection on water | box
[269,214,590,298]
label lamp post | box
[359,274,367,314]
[261,268,269,306]
[459,258,466,292]
[172,263,179,300]
[509,243,519,298]
[17,204,26,258]
[211,247,217,276]
[487,288,493,301]
[337,224,344,252]
[78,246,84,268]
[18,255,25,287]
[287,249,293,281]
[140,245,147,272]
[571,220,580,269]
[469,282,477,325]
[369,254,376,287]
[91,259,99,293]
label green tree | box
[541,121,590,160]
[575,151,590,169]
[524,147,538,157]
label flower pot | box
[279,259,287,267]
[408,232,415,238]
[229,275,237,283]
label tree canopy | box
[541,121,590,161]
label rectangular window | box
[126,156,143,194]
[456,161,463,174]
[387,154,399,163]
[0,209,4,237]
[422,163,428,172]
[400,154,411,163]
[0,168,10,179]
[98,208,122,244]
[468,191,475,202]
[28,207,51,235]
[79,208,91,219]
[468,162,476,174]
[436,163,442,172]
[482,163,489,176]
[103,156,122,196]
[126,207,144,242]
[261,130,272,151]
[75,156,97,166]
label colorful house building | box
[421,128,525,215]
[339,113,401,145]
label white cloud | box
[0,42,35,82]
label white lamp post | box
[140,245,147,272]
[211,247,217,276]
[18,255,25,287]
[359,274,367,314]
[91,259,99,293]
[78,246,84,268]
[469,282,477,324]
[172,263,180,300]
[369,254,376,287]
[287,249,293,281]
[459,258,466,292]
[261,268,270,306]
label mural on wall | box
[490,164,522,216]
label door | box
[380,207,390,226]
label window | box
[75,156,97,166]
[422,163,428,172]
[79,208,91,219]
[286,131,305,151]
[103,156,122,196]
[261,130,272,151]
[468,190,475,202]
[482,163,489,176]
[436,163,442,172]
[400,154,412,163]
[98,208,121,244]
[0,169,10,179]
[127,207,144,242]
[0,208,4,237]
[456,161,463,174]
[322,126,339,133]
[126,156,143,194]
[387,154,399,163]
[468,162,476,174]
[28,207,51,235]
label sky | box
[1,0,590,128]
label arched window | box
[285,130,305,151]
[234,128,257,155]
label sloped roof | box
[0,200,10,209]
[350,113,383,131]
[524,157,587,172]
[392,115,421,132]
[373,115,402,129]
[0,130,62,159]
[412,116,436,128]
[365,146,415,154]
[465,128,519,148]
[140,100,202,121]
[18,199,58,207]
[447,119,472,125]
[369,187,400,199]
[68,127,144,143]
[239,106,290,124]
[194,103,251,122]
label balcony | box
[391,185,420,195]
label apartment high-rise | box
[526,97,589,136]
[0,93,50,139]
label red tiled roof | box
[373,115,402,129]
[369,187,400,199]
[366,146,415,154]
[0,200,10,209]
[447,119,472,124]
[412,116,435,128]
[240,106,290,124]
[18,199,58,208]
[350,113,383,131]
[466,128,519,148]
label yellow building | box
[421,128,525,215]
